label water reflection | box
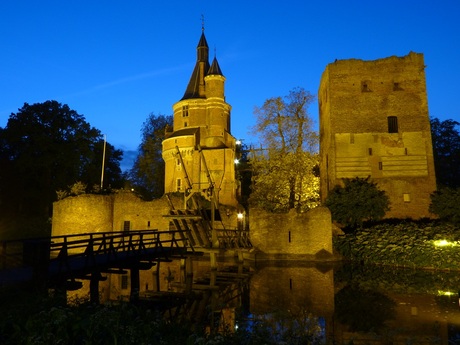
[67,259,460,344]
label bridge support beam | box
[130,266,140,302]
[90,272,101,304]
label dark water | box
[69,258,460,344]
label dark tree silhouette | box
[128,113,173,200]
[430,117,460,188]
[0,101,123,237]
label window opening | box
[368,148,373,156]
[388,116,398,133]
[121,275,128,289]
[361,81,371,92]
[123,221,130,232]
[176,178,182,192]
[182,105,189,117]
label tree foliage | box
[128,113,173,200]
[429,187,460,224]
[430,117,460,188]
[249,87,319,212]
[325,177,390,230]
[0,101,123,236]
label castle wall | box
[319,52,436,219]
[52,194,114,236]
[52,192,175,237]
[249,206,333,258]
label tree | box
[429,187,460,224]
[430,117,460,188]
[0,100,123,237]
[249,87,319,213]
[128,113,173,200]
[325,177,390,230]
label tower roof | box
[182,32,210,100]
[208,56,224,76]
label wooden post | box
[185,257,193,293]
[130,266,140,302]
[90,272,100,304]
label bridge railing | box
[0,230,193,271]
[50,230,194,259]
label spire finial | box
[201,14,205,32]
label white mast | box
[100,134,107,190]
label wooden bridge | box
[0,230,194,301]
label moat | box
[62,258,460,344]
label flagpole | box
[100,134,106,190]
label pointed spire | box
[208,56,223,76]
[182,29,210,100]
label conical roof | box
[182,32,210,100]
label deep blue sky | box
[1,1,459,170]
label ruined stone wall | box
[249,207,333,258]
[52,192,177,237]
[52,194,114,236]
[319,52,436,219]
[112,191,171,231]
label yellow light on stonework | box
[433,240,458,247]
[437,290,456,296]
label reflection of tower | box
[162,28,238,207]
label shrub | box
[430,187,460,224]
[325,177,390,230]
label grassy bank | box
[334,220,460,270]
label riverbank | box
[333,220,460,270]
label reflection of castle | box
[162,28,238,207]
[319,52,436,219]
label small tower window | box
[393,82,403,91]
[176,178,182,192]
[388,116,398,133]
[182,105,189,117]
[184,122,188,127]
[123,221,130,232]
[368,148,373,156]
[361,81,371,92]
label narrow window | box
[393,82,403,91]
[176,178,182,192]
[123,221,130,232]
[147,221,151,228]
[361,81,371,92]
[184,121,188,127]
[289,278,293,290]
[176,158,181,166]
[405,148,408,155]
[121,275,129,289]
[368,148,373,156]
[403,193,411,203]
[379,162,383,170]
[288,231,291,243]
[182,105,189,117]
[388,116,398,133]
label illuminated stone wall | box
[51,191,176,236]
[249,206,333,258]
[319,52,436,219]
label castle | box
[161,29,238,207]
[318,52,436,219]
[52,37,438,240]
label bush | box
[325,177,390,230]
[430,187,460,224]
